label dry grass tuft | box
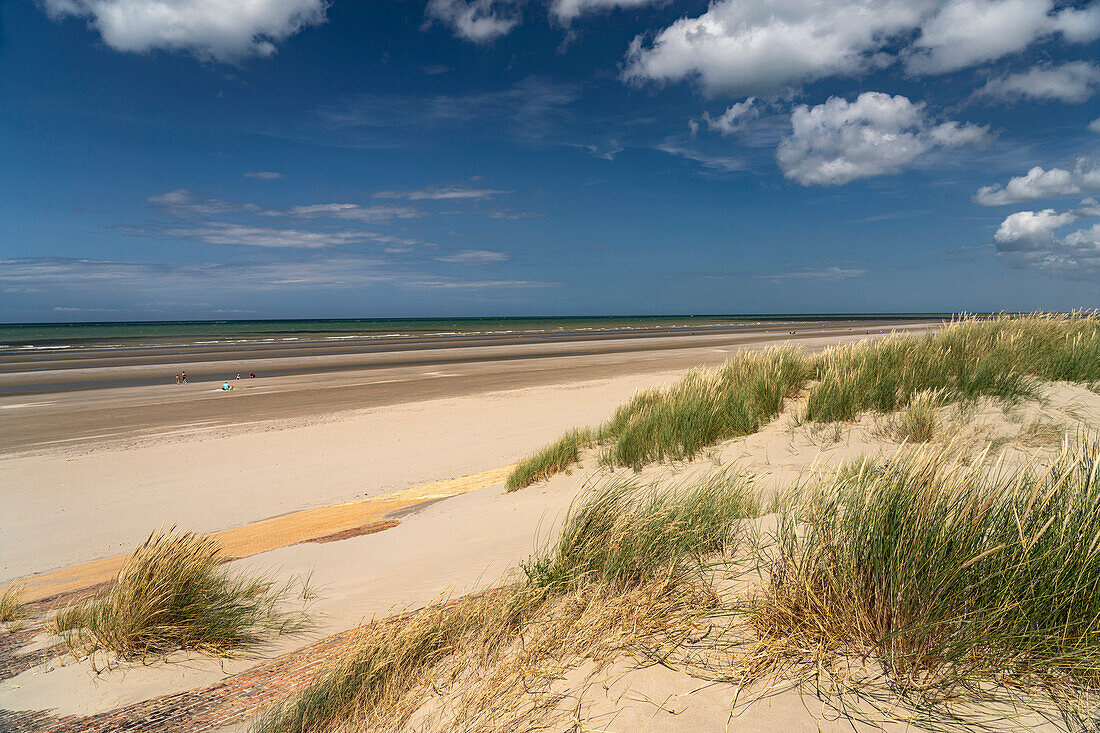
[0,585,27,627]
[751,438,1100,727]
[54,528,311,662]
[876,388,943,442]
[252,471,760,733]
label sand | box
[1,327,934,582]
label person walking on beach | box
[175,373,180,384]
[181,371,187,383]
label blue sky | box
[1,0,1099,321]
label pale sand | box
[0,369,685,583]
[14,465,516,603]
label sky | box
[1,0,1099,321]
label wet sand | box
[0,319,933,453]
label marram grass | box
[521,470,760,593]
[505,428,594,491]
[54,528,310,661]
[508,312,1100,489]
[251,471,760,733]
[0,585,27,625]
[755,438,1100,723]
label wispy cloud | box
[656,143,747,172]
[162,223,377,248]
[0,255,549,293]
[285,203,425,221]
[435,249,510,264]
[147,189,266,218]
[485,209,541,219]
[405,278,546,289]
[852,209,933,224]
[244,171,284,180]
[758,266,868,282]
[315,77,581,145]
[373,185,508,200]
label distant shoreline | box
[0,317,941,396]
[0,322,936,452]
[0,313,955,349]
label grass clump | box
[877,388,942,442]
[1018,417,1067,447]
[253,472,760,733]
[55,528,310,661]
[805,311,1100,422]
[1,585,27,627]
[506,428,594,491]
[597,348,807,470]
[523,471,759,593]
[755,439,1100,722]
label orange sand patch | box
[17,464,515,603]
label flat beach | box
[0,318,931,584]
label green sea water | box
[0,314,951,349]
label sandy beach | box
[0,321,932,582]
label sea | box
[0,314,951,351]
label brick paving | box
[0,623,366,733]
[0,627,55,682]
[0,589,509,733]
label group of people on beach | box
[173,370,257,388]
[221,372,257,390]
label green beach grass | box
[0,585,26,626]
[755,439,1100,725]
[53,528,310,661]
[507,312,1100,490]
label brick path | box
[0,588,507,733]
[0,622,366,733]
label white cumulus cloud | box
[623,0,1100,96]
[776,92,990,186]
[972,61,1100,104]
[994,208,1078,250]
[623,0,930,96]
[904,0,1095,74]
[992,204,1100,279]
[423,0,523,43]
[974,158,1100,205]
[1077,197,1100,217]
[42,0,327,60]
